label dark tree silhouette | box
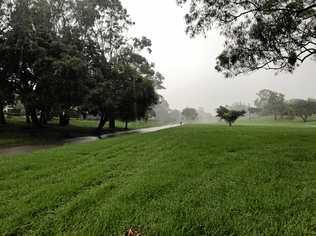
[177,0,316,77]
[216,106,246,126]
[182,108,198,121]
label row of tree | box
[152,98,212,123]
[0,0,165,130]
[231,89,316,122]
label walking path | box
[0,124,180,156]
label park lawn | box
[0,125,315,235]
[236,115,316,127]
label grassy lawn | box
[0,117,164,148]
[0,125,315,235]
[237,115,316,127]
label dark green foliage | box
[177,0,316,77]
[0,0,162,130]
[216,106,246,126]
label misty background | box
[122,0,316,114]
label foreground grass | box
[0,125,315,235]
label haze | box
[121,0,316,113]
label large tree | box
[0,0,91,126]
[288,98,316,122]
[182,107,198,121]
[116,54,159,130]
[255,89,286,120]
[0,0,161,130]
[177,0,316,77]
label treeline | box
[0,0,164,130]
[231,89,316,122]
[153,98,213,123]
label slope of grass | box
[0,125,315,235]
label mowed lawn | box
[0,125,315,235]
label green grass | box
[237,115,316,127]
[0,124,315,235]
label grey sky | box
[121,0,316,113]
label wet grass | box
[236,115,316,127]
[0,124,315,235]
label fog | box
[121,0,316,114]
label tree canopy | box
[288,98,316,122]
[177,0,316,77]
[182,107,198,121]
[216,106,246,126]
[255,89,286,120]
[0,0,164,129]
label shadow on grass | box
[0,119,128,149]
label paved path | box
[0,124,180,156]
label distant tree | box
[229,102,248,112]
[255,89,285,120]
[182,108,198,121]
[308,98,316,113]
[216,106,246,126]
[153,97,172,122]
[169,109,182,123]
[177,0,316,77]
[288,99,316,122]
[248,106,262,120]
[197,107,213,122]
[153,97,181,123]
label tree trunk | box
[30,108,41,127]
[25,106,31,124]
[59,113,70,127]
[229,121,232,127]
[125,120,128,130]
[301,115,307,122]
[97,114,107,131]
[40,111,48,125]
[0,103,6,125]
[109,118,115,130]
[274,112,277,121]
[26,114,31,124]
[82,113,87,120]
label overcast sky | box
[121,0,316,113]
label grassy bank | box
[0,124,315,235]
